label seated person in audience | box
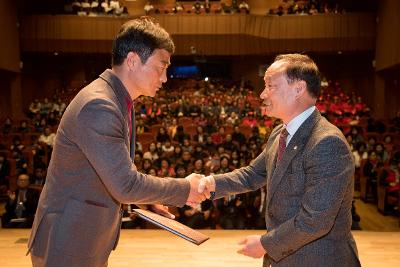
[192,0,203,14]
[192,159,205,174]
[239,1,250,13]
[172,2,183,14]
[35,117,47,133]
[203,135,217,155]
[136,118,149,134]
[140,158,153,174]
[30,162,47,189]
[167,118,178,138]
[28,99,41,119]
[242,112,258,128]
[177,150,193,173]
[0,153,10,194]
[232,125,246,146]
[143,142,159,162]
[192,145,208,160]
[391,110,400,132]
[204,118,217,134]
[147,168,157,176]
[379,158,400,211]
[354,96,368,116]
[1,174,39,228]
[222,134,236,152]
[40,98,52,117]
[226,111,239,125]
[350,126,364,143]
[217,156,233,174]
[230,150,241,168]
[161,139,174,157]
[39,126,56,148]
[193,113,208,127]
[238,143,250,162]
[173,125,189,143]
[181,137,194,153]
[366,136,377,153]
[375,143,390,163]
[170,145,182,163]
[157,158,175,177]
[10,136,25,154]
[72,1,82,13]
[134,151,143,168]
[363,151,382,202]
[2,117,13,134]
[211,126,225,145]
[204,1,211,13]
[353,142,368,170]
[383,134,393,147]
[144,1,154,15]
[156,127,170,143]
[175,164,187,178]
[17,120,30,134]
[308,4,318,15]
[113,2,127,16]
[216,193,247,229]
[193,125,207,143]
[179,199,214,229]
[47,112,58,127]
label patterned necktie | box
[277,128,289,162]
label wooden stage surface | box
[0,229,399,267]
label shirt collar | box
[285,106,316,141]
[99,69,133,114]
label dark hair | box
[274,54,321,98]
[112,17,175,66]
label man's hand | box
[150,204,175,219]
[198,175,216,199]
[237,235,266,259]
[7,190,16,201]
[185,173,207,207]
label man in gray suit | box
[28,17,206,267]
[199,54,360,266]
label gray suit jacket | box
[28,70,190,267]
[214,110,360,267]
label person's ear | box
[295,81,307,98]
[126,52,140,71]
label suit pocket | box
[54,198,112,258]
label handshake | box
[185,173,216,207]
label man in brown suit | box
[200,54,361,266]
[28,17,205,267]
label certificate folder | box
[133,209,210,245]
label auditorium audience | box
[1,76,399,229]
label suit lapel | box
[130,109,135,160]
[266,127,281,192]
[99,69,135,162]
[267,110,321,204]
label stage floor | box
[0,229,399,266]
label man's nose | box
[160,70,167,83]
[260,89,268,99]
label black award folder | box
[132,208,210,245]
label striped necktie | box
[277,128,289,162]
